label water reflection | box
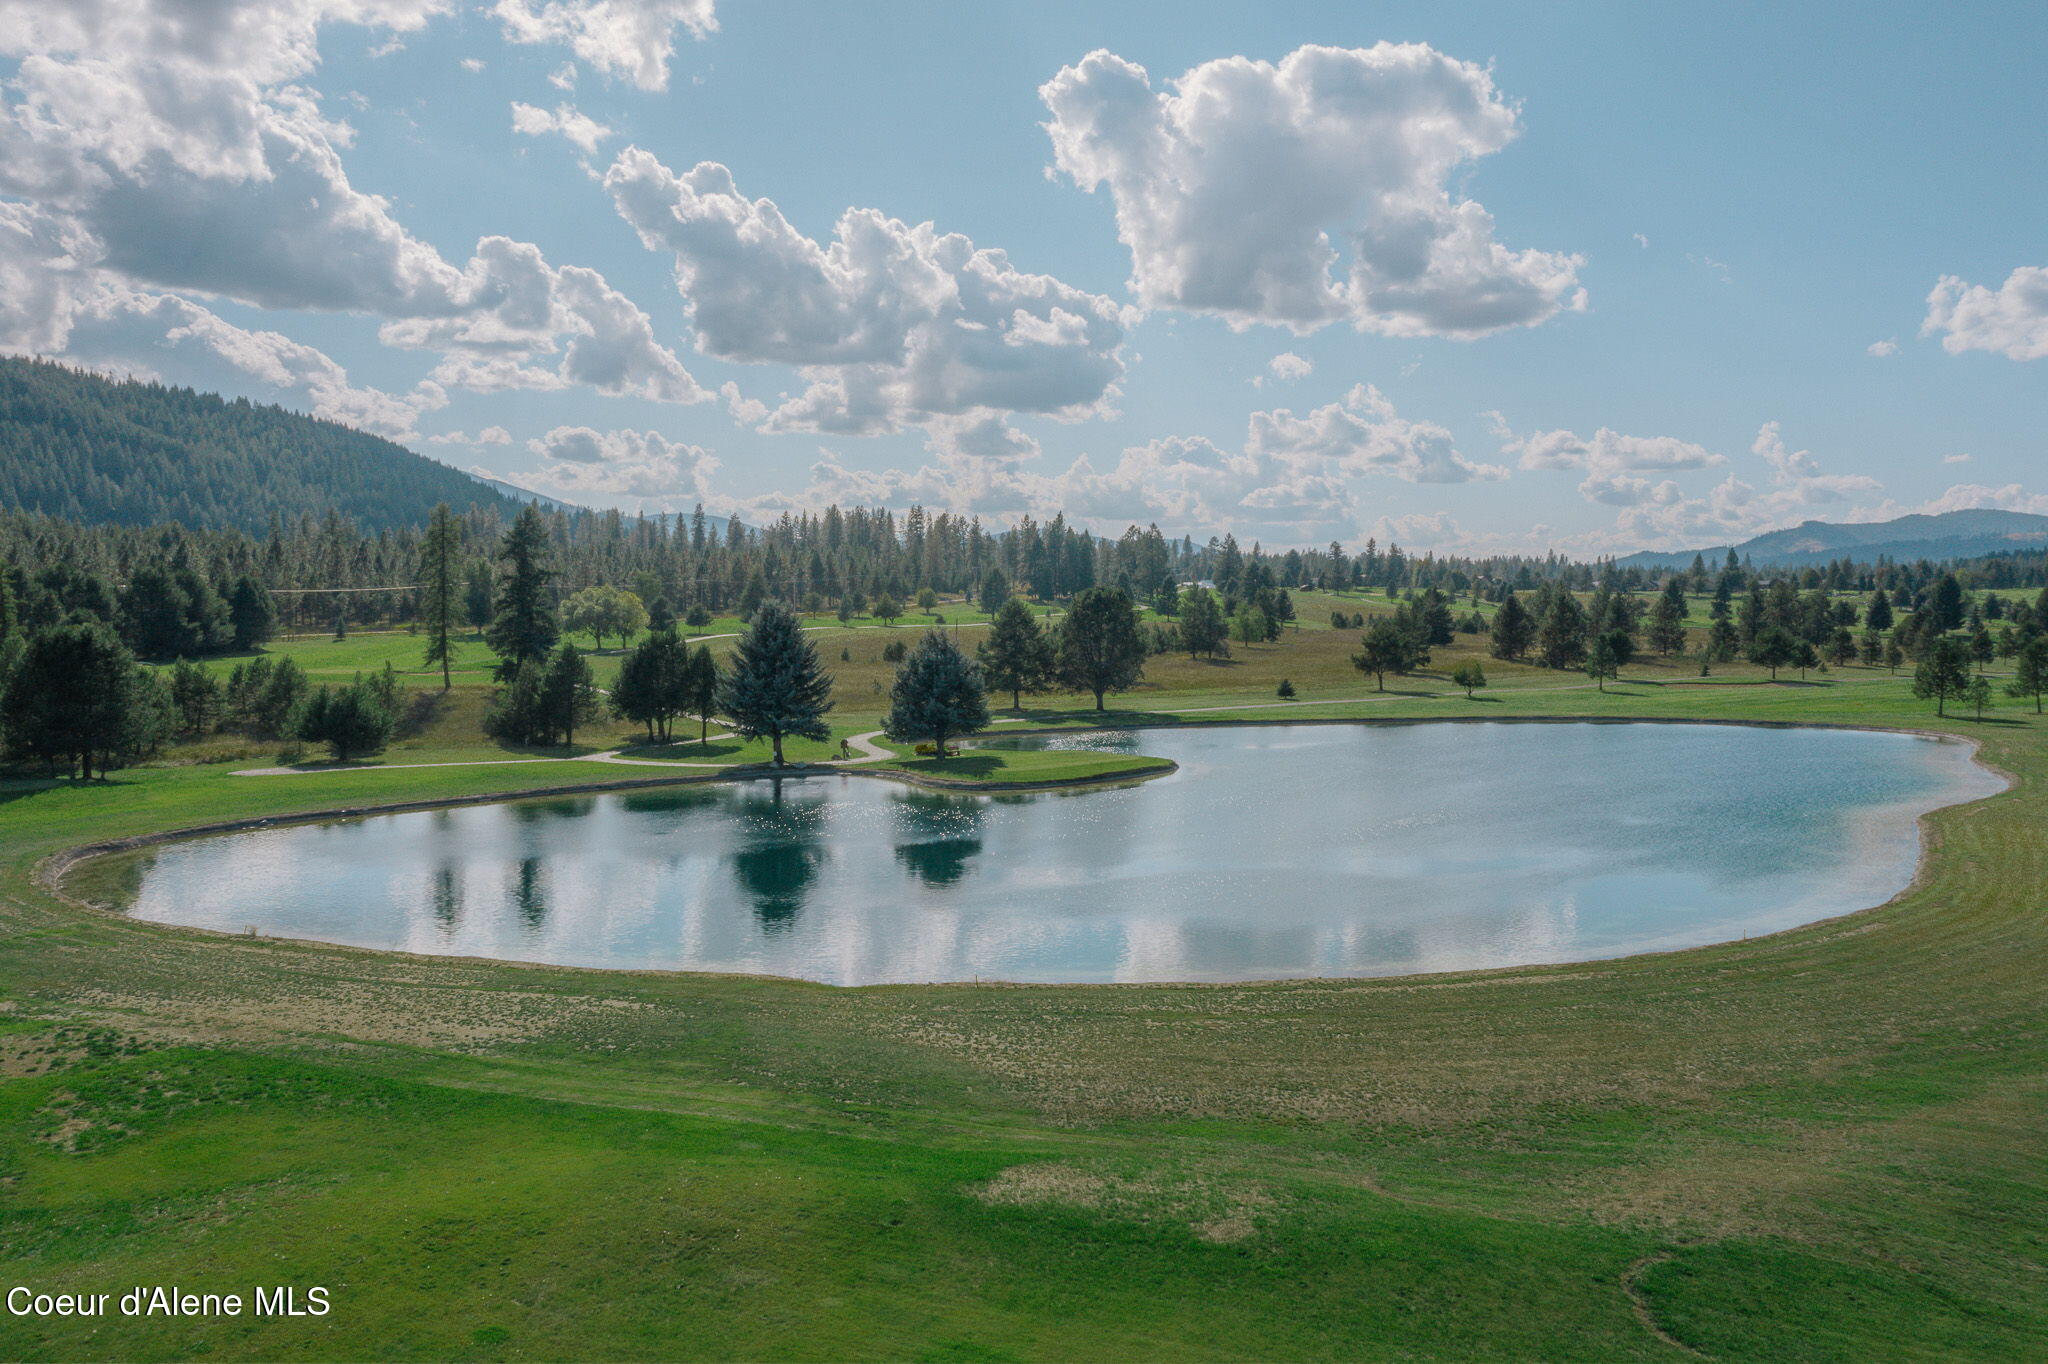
[113,725,2004,986]
[890,792,985,888]
[730,779,828,931]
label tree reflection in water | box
[730,779,829,932]
[512,856,549,931]
[889,791,986,888]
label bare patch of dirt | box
[971,1161,1279,1244]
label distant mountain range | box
[1613,509,2048,570]
[0,356,527,533]
[467,472,581,514]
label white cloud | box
[426,425,514,445]
[377,235,709,405]
[1633,233,1649,249]
[1039,44,1585,338]
[510,100,613,154]
[519,423,719,504]
[1596,422,1881,547]
[491,0,717,92]
[1910,482,2048,515]
[460,57,486,72]
[1866,338,1899,357]
[1922,267,2048,361]
[1251,351,1312,387]
[1247,384,1505,485]
[1943,452,1972,465]
[604,149,1133,436]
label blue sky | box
[2,1,2043,553]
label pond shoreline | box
[43,715,2007,990]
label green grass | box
[7,629,2048,1359]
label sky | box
[2,1,2044,556]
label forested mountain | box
[0,356,523,533]
[1615,509,2048,570]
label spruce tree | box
[1,622,155,778]
[717,600,833,765]
[2007,636,2048,713]
[613,627,685,741]
[886,631,989,758]
[977,597,1052,709]
[1352,617,1422,691]
[1536,592,1588,670]
[1864,586,1893,633]
[685,644,720,745]
[297,678,396,761]
[487,504,558,679]
[1055,586,1146,711]
[419,503,462,688]
[1489,592,1535,660]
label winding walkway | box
[234,728,899,777]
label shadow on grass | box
[890,754,1006,778]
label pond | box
[101,723,2002,986]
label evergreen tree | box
[297,678,395,760]
[487,505,558,679]
[540,643,603,747]
[1865,587,1894,633]
[1536,592,1588,670]
[1912,636,1972,716]
[685,644,720,745]
[168,658,222,736]
[718,600,833,765]
[1,622,160,778]
[1648,579,1689,655]
[463,560,494,632]
[977,597,1053,709]
[1055,586,1146,711]
[1489,592,1535,661]
[886,631,990,758]
[1928,573,1967,634]
[1179,586,1229,660]
[976,568,1010,615]
[612,627,687,741]
[1451,661,1487,698]
[1965,673,1993,721]
[1152,573,1180,616]
[1586,629,1629,691]
[1232,605,1271,646]
[418,503,462,689]
[1352,617,1424,690]
[872,591,903,625]
[2007,636,2048,714]
[1749,625,1801,679]
[227,575,275,651]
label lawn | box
[874,747,1173,786]
[5,627,2047,1360]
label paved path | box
[235,728,899,776]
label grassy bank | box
[3,644,2046,1359]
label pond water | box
[105,723,2001,986]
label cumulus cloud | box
[1251,351,1312,387]
[1593,422,1881,547]
[426,425,514,445]
[510,100,613,154]
[604,149,1133,435]
[518,423,719,504]
[1943,452,1972,465]
[376,235,708,404]
[491,0,717,92]
[1247,384,1505,485]
[1039,44,1585,338]
[1866,338,1899,357]
[1922,267,2048,361]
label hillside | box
[1615,508,2048,570]
[0,356,526,533]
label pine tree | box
[1352,617,1422,691]
[1749,625,1801,679]
[1586,630,1628,691]
[976,568,1010,616]
[1865,587,1894,633]
[717,600,833,765]
[297,678,396,761]
[1055,586,1146,711]
[1,622,157,778]
[1648,579,1689,655]
[540,643,603,747]
[1451,661,1487,698]
[2006,636,2048,713]
[487,505,558,680]
[686,644,720,745]
[612,627,686,741]
[1179,585,1229,659]
[1536,592,1588,670]
[419,503,462,689]
[227,575,275,651]
[1489,592,1535,661]
[1912,636,1972,716]
[168,658,222,735]
[885,631,989,758]
[977,597,1052,709]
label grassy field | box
[4,613,2046,1359]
